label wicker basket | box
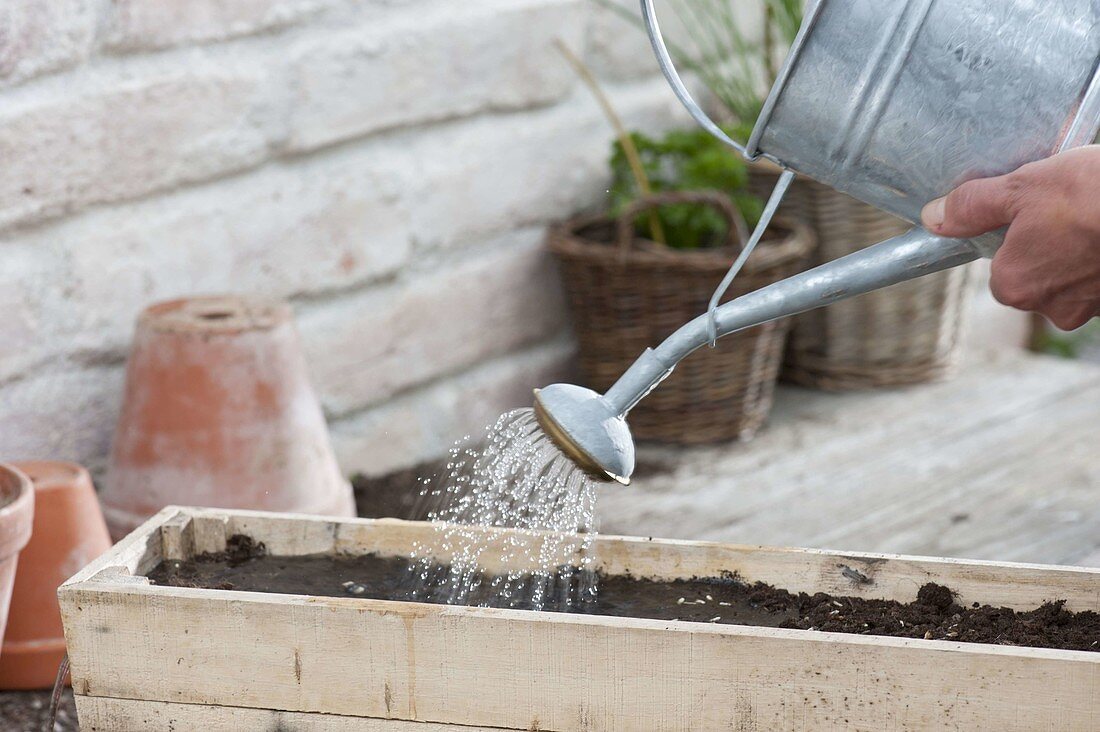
[748,164,973,390]
[548,191,814,444]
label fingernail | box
[922,198,946,230]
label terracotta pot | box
[103,296,355,539]
[0,461,110,689]
[0,465,34,660]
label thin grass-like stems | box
[554,39,667,245]
[763,3,777,85]
[680,3,753,121]
[590,0,803,133]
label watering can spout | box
[601,228,980,417]
[535,229,980,482]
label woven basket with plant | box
[547,122,814,443]
[599,0,973,390]
[747,166,972,389]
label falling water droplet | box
[400,409,600,612]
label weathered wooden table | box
[600,348,1100,568]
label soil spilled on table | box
[147,535,1100,652]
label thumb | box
[921,175,1020,238]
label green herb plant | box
[609,127,763,249]
[595,0,803,249]
[557,39,758,249]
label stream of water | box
[402,408,600,612]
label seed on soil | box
[719,601,731,606]
[149,545,1100,653]
[706,595,714,601]
[709,616,721,623]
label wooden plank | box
[601,349,1100,566]
[63,505,176,584]
[76,696,490,731]
[60,509,1100,732]
[160,511,194,561]
[61,581,1100,731]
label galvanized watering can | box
[534,0,1100,483]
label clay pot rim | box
[11,460,90,494]
[139,296,292,336]
[0,464,34,560]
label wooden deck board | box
[599,349,1100,566]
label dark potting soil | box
[147,535,1100,653]
[0,689,78,732]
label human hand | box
[921,145,1100,331]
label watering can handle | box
[639,0,752,159]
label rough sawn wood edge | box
[59,506,1100,732]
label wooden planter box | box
[61,506,1099,731]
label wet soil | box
[148,536,1100,652]
[351,464,440,521]
[0,689,78,732]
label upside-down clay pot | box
[0,465,34,660]
[0,461,110,689]
[102,297,355,539]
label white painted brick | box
[0,241,67,382]
[49,150,411,354]
[105,0,328,51]
[0,364,125,472]
[0,0,96,86]
[331,339,575,476]
[286,0,586,151]
[2,76,677,391]
[0,56,281,229]
[586,0,765,84]
[585,0,661,82]
[405,77,686,251]
[2,76,680,387]
[299,229,568,417]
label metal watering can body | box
[532,0,1100,483]
[645,0,1100,256]
[744,0,1100,257]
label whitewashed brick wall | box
[0,0,690,477]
